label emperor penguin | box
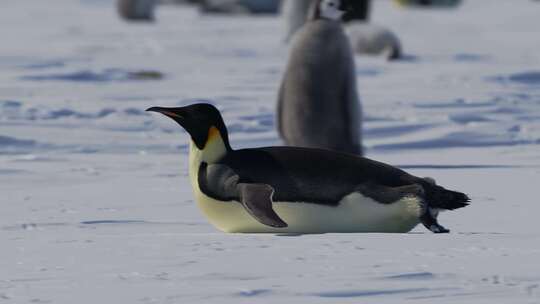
[278,0,363,155]
[147,103,470,234]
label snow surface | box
[1,0,540,303]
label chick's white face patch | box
[319,0,345,20]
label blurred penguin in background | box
[117,0,280,21]
[281,0,402,60]
[277,0,363,155]
[198,0,280,14]
[344,1,402,60]
[117,0,157,21]
[395,0,462,7]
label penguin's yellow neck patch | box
[191,125,227,164]
[206,126,221,145]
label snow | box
[1,0,540,303]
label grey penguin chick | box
[147,103,470,234]
[278,0,363,155]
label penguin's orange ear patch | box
[207,126,221,142]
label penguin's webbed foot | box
[420,206,450,234]
[428,224,450,234]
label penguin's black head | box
[146,103,231,151]
[341,0,370,22]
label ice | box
[1,0,540,303]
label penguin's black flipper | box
[199,163,287,228]
[238,183,288,228]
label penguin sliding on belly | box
[278,0,363,155]
[147,103,470,234]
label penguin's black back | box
[217,146,414,206]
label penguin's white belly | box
[192,183,422,234]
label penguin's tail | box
[425,185,470,210]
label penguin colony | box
[147,0,470,233]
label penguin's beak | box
[146,106,185,120]
[146,106,195,134]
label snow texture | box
[1,0,540,303]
